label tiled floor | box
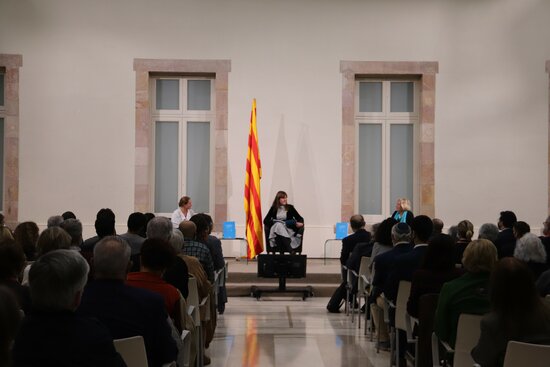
[209,296,391,367]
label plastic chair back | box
[453,314,483,367]
[395,280,412,332]
[113,335,149,367]
[503,341,550,367]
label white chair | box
[431,313,482,367]
[113,336,149,367]
[393,281,416,367]
[503,341,550,367]
[187,276,209,367]
[357,256,372,335]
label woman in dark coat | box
[263,191,304,254]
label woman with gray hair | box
[514,232,548,279]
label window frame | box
[134,59,230,231]
[340,61,438,223]
[355,79,419,222]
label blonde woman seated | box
[391,198,414,225]
[263,191,304,254]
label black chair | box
[264,222,304,254]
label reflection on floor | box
[209,296,391,367]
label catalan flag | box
[244,99,263,259]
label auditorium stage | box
[224,257,342,298]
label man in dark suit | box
[384,215,433,367]
[494,210,517,258]
[13,249,126,367]
[78,236,178,367]
[340,215,371,277]
[370,222,414,350]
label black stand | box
[251,254,313,301]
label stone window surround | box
[133,59,230,231]
[0,54,22,228]
[340,61,438,221]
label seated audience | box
[78,236,178,367]
[513,220,530,239]
[514,232,548,279]
[120,212,147,271]
[13,250,125,366]
[478,223,499,244]
[60,218,84,251]
[81,208,116,254]
[536,268,550,296]
[13,221,39,261]
[127,238,180,319]
[539,215,550,267]
[447,225,458,242]
[163,229,189,298]
[453,220,474,265]
[22,227,72,285]
[434,239,497,348]
[61,211,76,220]
[495,210,517,258]
[340,214,371,277]
[472,258,550,367]
[0,214,14,242]
[430,218,444,239]
[407,234,463,318]
[185,216,215,282]
[369,217,397,270]
[0,240,31,314]
[370,222,413,351]
[200,213,227,313]
[46,215,64,228]
[0,286,22,367]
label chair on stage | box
[264,221,305,255]
[323,222,349,264]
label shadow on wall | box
[270,115,294,199]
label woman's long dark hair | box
[375,217,397,246]
[271,191,288,210]
[490,257,550,337]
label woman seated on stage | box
[170,195,195,229]
[391,198,414,225]
[263,191,304,254]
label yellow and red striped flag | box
[244,99,263,259]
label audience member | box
[434,239,497,348]
[127,238,179,319]
[60,218,83,250]
[81,208,116,255]
[514,232,548,279]
[539,215,550,267]
[0,286,22,367]
[340,214,371,278]
[146,216,172,242]
[407,234,463,318]
[495,210,517,258]
[46,215,64,228]
[22,227,72,285]
[478,223,499,244]
[0,215,14,242]
[0,240,31,314]
[163,229,189,298]
[447,225,458,243]
[198,213,227,313]
[472,258,550,367]
[431,218,444,238]
[78,236,178,367]
[61,211,76,220]
[370,222,413,351]
[513,220,530,239]
[13,221,39,261]
[536,268,550,296]
[385,215,433,302]
[13,250,125,366]
[453,220,474,265]
[185,215,215,282]
[120,212,147,271]
[345,216,374,275]
[369,217,397,269]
